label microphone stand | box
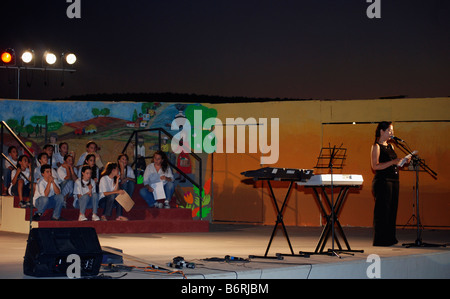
[395,139,444,248]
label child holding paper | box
[117,153,136,197]
[98,162,127,221]
[139,150,175,209]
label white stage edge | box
[180,251,450,279]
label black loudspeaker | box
[23,227,103,277]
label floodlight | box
[21,50,35,65]
[44,51,57,65]
[1,48,16,66]
[64,52,77,65]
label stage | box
[0,224,449,279]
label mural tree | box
[185,104,218,153]
[30,115,47,137]
[92,108,101,118]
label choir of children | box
[2,140,178,221]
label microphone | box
[391,136,404,142]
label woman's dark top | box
[374,143,399,181]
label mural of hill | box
[65,116,127,131]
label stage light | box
[1,52,12,63]
[1,48,16,66]
[43,51,57,65]
[21,50,35,65]
[63,52,77,65]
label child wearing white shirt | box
[32,164,64,221]
[54,142,74,167]
[117,154,136,197]
[57,154,78,199]
[10,155,31,208]
[139,151,175,209]
[98,162,127,221]
[77,154,100,187]
[73,165,100,221]
[41,144,58,170]
[76,141,104,169]
[3,145,18,194]
[34,153,60,184]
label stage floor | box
[0,224,449,279]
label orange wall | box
[206,98,450,227]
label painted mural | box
[0,99,216,220]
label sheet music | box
[149,173,166,200]
[398,150,418,167]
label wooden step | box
[35,219,209,234]
[1,195,209,234]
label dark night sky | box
[1,0,449,101]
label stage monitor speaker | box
[23,227,103,277]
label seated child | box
[54,142,74,168]
[76,141,104,169]
[32,164,65,221]
[73,165,100,221]
[78,153,100,184]
[3,145,19,194]
[40,144,58,170]
[98,162,127,221]
[57,154,78,199]
[9,155,31,208]
[117,153,136,197]
[34,152,61,195]
[139,150,175,209]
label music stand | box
[316,144,346,257]
[314,144,346,171]
[401,163,426,230]
[395,140,445,248]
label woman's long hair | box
[80,165,92,188]
[84,153,99,180]
[101,162,118,176]
[154,150,169,172]
[374,121,392,144]
[101,162,119,183]
[117,153,129,178]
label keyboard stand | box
[249,179,310,260]
[299,185,364,257]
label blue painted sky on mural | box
[0,99,142,124]
[0,99,194,136]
